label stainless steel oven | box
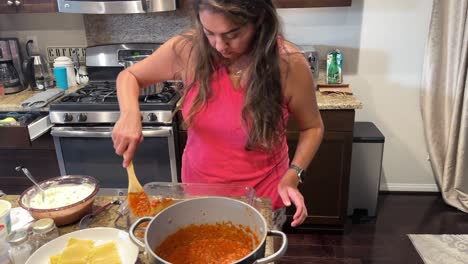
[51,126,178,188]
[57,0,176,14]
[48,43,182,189]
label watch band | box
[289,164,304,183]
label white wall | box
[0,13,87,59]
[278,0,437,191]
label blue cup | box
[53,67,68,90]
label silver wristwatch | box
[289,164,304,183]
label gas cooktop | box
[49,43,182,125]
[50,81,181,112]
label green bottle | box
[327,49,343,84]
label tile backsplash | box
[84,11,192,46]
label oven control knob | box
[78,113,87,122]
[63,113,73,122]
[148,113,157,122]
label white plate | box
[26,227,139,264]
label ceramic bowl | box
[18,175,100,226]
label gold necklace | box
[233,69,243,78]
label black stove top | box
[50,81,181,111]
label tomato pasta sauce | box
[155,222,259,264]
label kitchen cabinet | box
[0,112,60,194]
[175,109,354,229]
[0,132,60,194]
[0,0,57,14]
[285,110,354,229]
[178,0,351,9]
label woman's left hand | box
[277,172,308,227]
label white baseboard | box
[379,183,440,192]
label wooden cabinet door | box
[285,110,354,229]
[0,133,60,195]
[0,0,17,13]
[286,129,353,226]
[15,0,57,13]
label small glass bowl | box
[18,175,100,226]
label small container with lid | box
[30,218,59,250]
[6,230,33,264]
[53,57,76,88]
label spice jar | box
[6,230,33,264]
[30,218,59,250]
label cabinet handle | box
[7,0,14,6]
[14,0,21,6]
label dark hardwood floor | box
[276,193,468,264]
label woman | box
[112,0,324,228]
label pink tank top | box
[181,66,290,210]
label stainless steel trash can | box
[348,122,385,217]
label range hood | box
[57,0,176,14]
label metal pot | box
[129,197,287,264]
[120,55,163,95]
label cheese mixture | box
[29,183,95,209]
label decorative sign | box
[47,47,86,63]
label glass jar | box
[30,218,59,250]
[6,230,33,264]
[0,241,12,264]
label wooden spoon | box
[125,156,152,217]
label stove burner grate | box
[60,82,181,104]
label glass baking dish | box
[114,182,256,230]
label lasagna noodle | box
[89,241,122,264]
[58,238,94,264]
[49,255,61,264]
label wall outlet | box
[47,46,86,63]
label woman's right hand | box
[112,111,144,168]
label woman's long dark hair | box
[179,0,285,151]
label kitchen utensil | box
[120,55,164,95]
[129,197,288,264]
[0,63,22,94]
[79,198,122,230]
[125,156,152,217]
[31,55,53,91]
[15,166,45,203]
[18,175,99,226]
[75,66,89,85]
[1,38,28,94]
[20,88,64,109]
[71,48,80,72]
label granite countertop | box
[0,86,81,112]
[315,70,362,110]
[0,83,361,112]
[315,91,362,110]
[2,195,275,264]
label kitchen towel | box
[408,234,468,264]
[20,88,64,109]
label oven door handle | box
[51,127,172,138]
